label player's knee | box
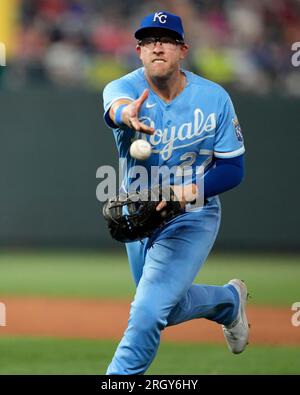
[130,302,167,332]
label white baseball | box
[129,139,152,160]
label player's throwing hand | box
[112,89,155,135]
[123,89,154,134]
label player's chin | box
[148,64,170,79]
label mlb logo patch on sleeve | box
[233,117,243,142]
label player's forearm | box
[204,155,244,198]
[171,155,244,205]
[109,99,133,127]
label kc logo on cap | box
[153,12,167,24]
[135,11,185,40]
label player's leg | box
[106,200,237,374]
[167,282,239,326]
[156,203,239,327]
[125,239,149,286]
[108,236,201,375]
[124,234,238,327]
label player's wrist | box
[172,184,198,207]
[114,104,127,127]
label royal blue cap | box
[135,11,184,41]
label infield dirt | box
[0,297,299,345]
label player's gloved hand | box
[102,185,184,243]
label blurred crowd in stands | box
[2,0,300,95]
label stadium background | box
[0,0,299,374]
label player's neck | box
[146,70,186,103]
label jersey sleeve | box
[103,78,136,128]
[214,94,245,158]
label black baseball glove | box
[102,185,183,242]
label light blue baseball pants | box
[106,197,239,375]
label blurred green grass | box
[0,251,299,305]
[0,336,299,374]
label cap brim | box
[135,27,183,41]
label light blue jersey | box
[103,67,245,191]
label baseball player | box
[102,11,249,375]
